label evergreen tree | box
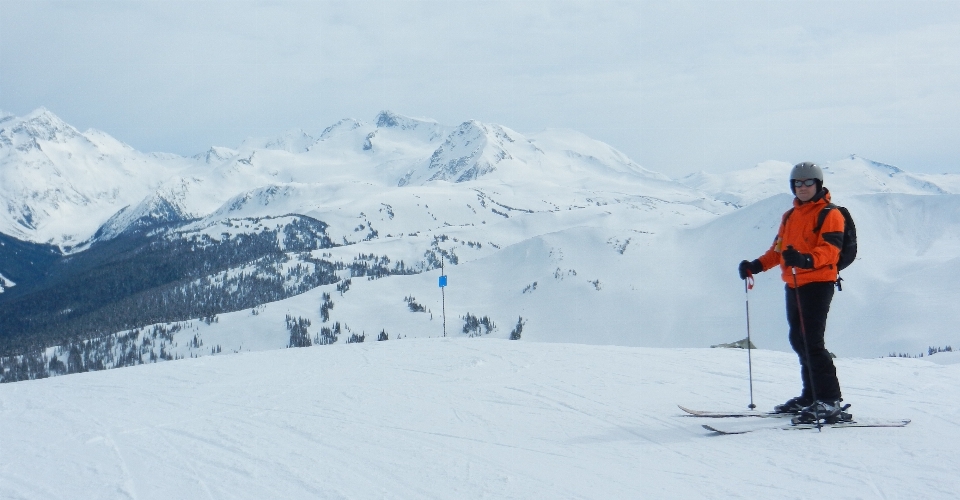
[509,317,525,340]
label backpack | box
[820,204,857,271]
[782,203,858,271]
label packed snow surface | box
[2,338,959,499]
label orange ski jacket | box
[757,189,845,288]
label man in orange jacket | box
[738,162,850,424]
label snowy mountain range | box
[2,108,960,380]
[0,108,666,248]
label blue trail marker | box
[440,257,447,336]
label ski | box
[702,418,911,435]
[678,405,791,418]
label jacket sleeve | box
[756,222,785,271]
[811,208,844,268]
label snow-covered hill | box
[2,338,958,499]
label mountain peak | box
[23,107,70,127]
[319,118,365,140]
[235,129,316,154]
[24,106,55,118]
[417,120,525,184]
[93,192,191,242]
[193,146,238,164]
[8,107,80,143]
[375,110,438,130]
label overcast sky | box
[2,1,959,177]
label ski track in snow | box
[2,339,960,499]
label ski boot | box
[773,395,812,415]
[792,400,853,425]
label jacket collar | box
[794,187,831,208]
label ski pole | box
[791,266,822,431]
[744,271,756,410]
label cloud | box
[636,1,960,176]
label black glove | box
[782,246,813,269]
[738,259,763,280]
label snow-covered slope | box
[17,181,955,370]
[638,190,960,357]
[2,338,957,499]
[93,191,191,241]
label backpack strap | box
[781,208,795,226]
[782,204,835,233]
[813,203,837,234]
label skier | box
[737,162,850,424]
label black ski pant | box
[785,281,842,402]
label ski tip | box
[701,423,744,435]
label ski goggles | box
[792,179,818,187]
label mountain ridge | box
[0,108,662,248]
